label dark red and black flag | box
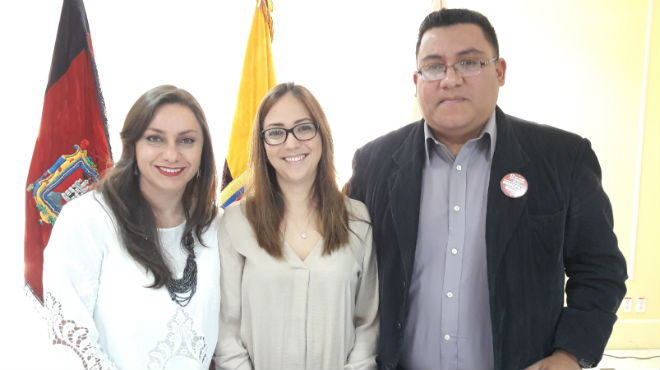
[25,0,112,302]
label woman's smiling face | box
[135,103,203,200]
[262,93,322,189]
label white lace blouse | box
[42,191,221,370]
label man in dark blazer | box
[345,8,627,370]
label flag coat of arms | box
[220,0,276,208]
[25,0,112,302]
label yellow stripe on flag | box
[220,0,276,208]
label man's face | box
[414,23,506,145]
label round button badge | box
[500,173,528,198]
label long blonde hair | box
[245,82,348,258]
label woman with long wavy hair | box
[214,82,378,370]
[43,85,220,370]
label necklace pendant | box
[300,232,307,239]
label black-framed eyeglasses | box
[261,122,319,146]
[416,56,499,81]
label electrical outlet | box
[621,296,632,312]
[635,297,647,312]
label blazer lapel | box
[388,121,425,282]
[486,108,530,273]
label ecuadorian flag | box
[220,0,276,208]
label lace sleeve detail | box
[42,193,119,370]
[45,293,118,370]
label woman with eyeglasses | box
[214,82,378,370]
[43,85,220,370]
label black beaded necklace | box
[166,231,197,307]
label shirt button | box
[451,248,458,255]
[453,205,460,212]
[395,321,402,330]
[446,292,454,298]
[444,334,451,341]
[456,164,462,171]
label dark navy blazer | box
[346,107,627,370]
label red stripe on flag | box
[25,47,112,302]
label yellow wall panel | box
[609,0,660,349]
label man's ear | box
[413,72,419,96]
[496,58,506,86]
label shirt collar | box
[423,110,498,164]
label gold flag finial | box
[432,0,447,11]
[259,0,274,41]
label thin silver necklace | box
[288,209,314,239]
[300,216,312,239]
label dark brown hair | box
[416,8,500,58]
[97,85,217,288]
[245,82,349,258]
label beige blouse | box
[214,197,379,370]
